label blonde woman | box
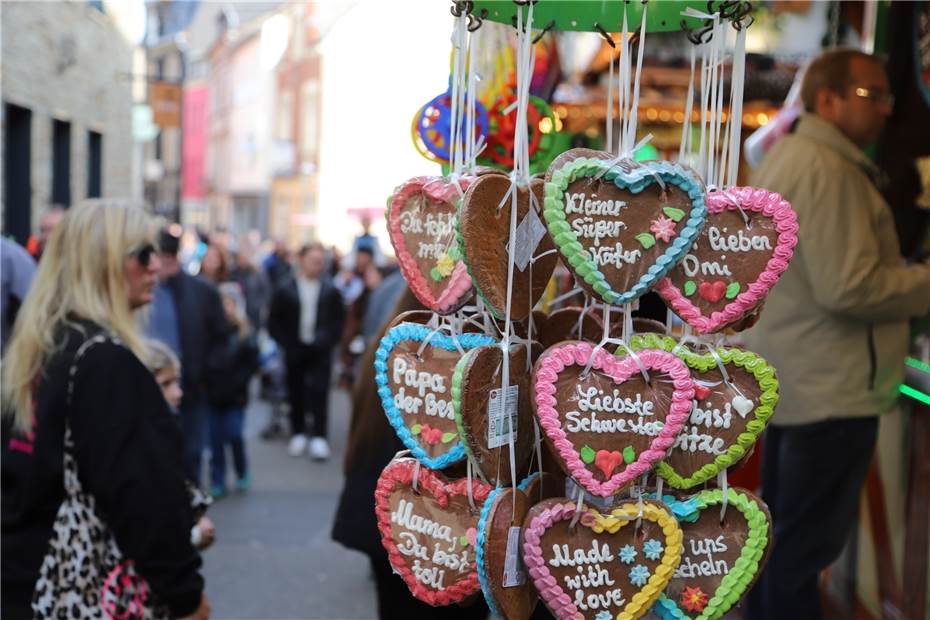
[1,202,209,620]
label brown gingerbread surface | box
[561,170,695,302]
[387,340,461,460]
[542,364,677,484]
[665,364,763,480]
[481,488,538,619]
[395,190,462,301]
[460,175,556,321]
[457,345,535,486]
[666,209,778,320]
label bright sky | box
[318,0,453,253]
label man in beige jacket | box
[744,49,930,619]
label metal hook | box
[450,0,473,18]
[594,22,616,48]
[681,18,715,45]
[532,19,555,44]
[467,8,487,32]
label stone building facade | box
[1,1,134,243]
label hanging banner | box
[150,81,182,129]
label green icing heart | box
[656,488,770,620]
[636,233,656,249]
[624,333,779,490]
[725,282,740,299]
[622,446,636,464]
[581,445,596,464]
[684,280,697,296]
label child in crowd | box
[144,339,216,550]
[205,283,259,498]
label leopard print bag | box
[31,334,170,620]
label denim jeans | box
[208,407,248,489]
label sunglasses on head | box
[128,243,157,267]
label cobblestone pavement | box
[202,389,377,620]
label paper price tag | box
[502,526,527,587]
[512,208,547,272]
[488,385,519,450]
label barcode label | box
[488,385,519,449]
[503,526,526,587]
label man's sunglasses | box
[128,243,157,267]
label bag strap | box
[62,332,123,496]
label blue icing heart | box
[375,323,496,469]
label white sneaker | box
[288,434,308,457]
[308,437,331,461]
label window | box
[87,131,102,198]
[52,119,71,207]
[276,90,294,141]
[300,82,319,162]
[3,103,32,244]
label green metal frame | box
[471,0,723,34]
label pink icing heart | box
[656,186,798,334]
[388,176,475,315]
[532,342,694,498]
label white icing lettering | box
[391,499,454,544]
[707,227,772,253]
[549,540,614,567]
[673,536,730,579]
[392,357,452,420]
[576,386,655,416]
[590,243,641,268]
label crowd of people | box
[0,204,403,619]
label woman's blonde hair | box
[143,338,181,376]
[2,200,157,431]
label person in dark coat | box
[331,288,488,620]
[149,226,229,485]
[204,283,259,497]
[1,202,208,620]
[268,242,345,461]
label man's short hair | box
[297,242,324,257]
[800,48,884,112]
[158,227,182,256]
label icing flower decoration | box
[595,612,613,620]
[629,564,650,587]
[436,252,455,278]
[650,216,677,243]
[680,586,709,613]
[643,539,663,561]
[618,544,637,564]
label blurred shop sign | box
[132,105,160,142]
[151,81,182,128]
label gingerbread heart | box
[656,186,798,334]
[388,175,476,314]
[453,344,536,486]
[375,458,493,605]
[535,307,605,349]
[476,487,538,619]
[628,333,778,490]
[375,323,496,469]
[652,488,772,620]
[523,498,684,620]
[458,174,557,320]
[543,156,706,306]
[532,341,694,497]
[518,471,565,504]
